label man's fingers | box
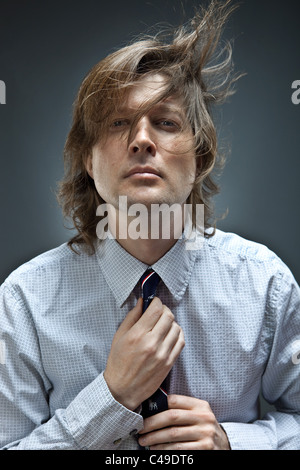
[138,395,230,450]
[140,396,211,434]
[167,394,211,411]
[150,304,176,339]
[160,326,185,365]
[141,302,185,366]
[140,408,198,435]
[116,298,143,334]
[118,298,180,341]
[137,297,165,331]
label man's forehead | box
[113,73,182,113]
[116,98,182,113]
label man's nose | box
[128,119,156,157]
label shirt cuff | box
[221,422,274,450]
[65,372,144,450]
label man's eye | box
[160,120,175,127]
[111,120,129,128]
[156,120,180,132]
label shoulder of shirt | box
[205,228,286,269]
[1,242,91,287]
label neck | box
[116,235,177,265]
[107,205,184,265]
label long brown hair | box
[58,0,241,253]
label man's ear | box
[85,154,94,179]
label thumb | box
[117,298,143,335]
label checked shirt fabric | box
[1,230,300,449]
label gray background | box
[0,0,299,285]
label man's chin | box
[120,197,173,210]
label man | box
[1,0,300,450]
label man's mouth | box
[125,166,162,178]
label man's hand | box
[104,298,185,411]
[138,395,231,450]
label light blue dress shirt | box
[0,229,300,450]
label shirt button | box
[113,438,122,445]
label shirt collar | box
[96,235,199,308]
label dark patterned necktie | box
[140,269,168,418]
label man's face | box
[86,74,197,211]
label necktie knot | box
[140,269,160,313]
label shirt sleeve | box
[222,263,300,450]
[0,283,143,450]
